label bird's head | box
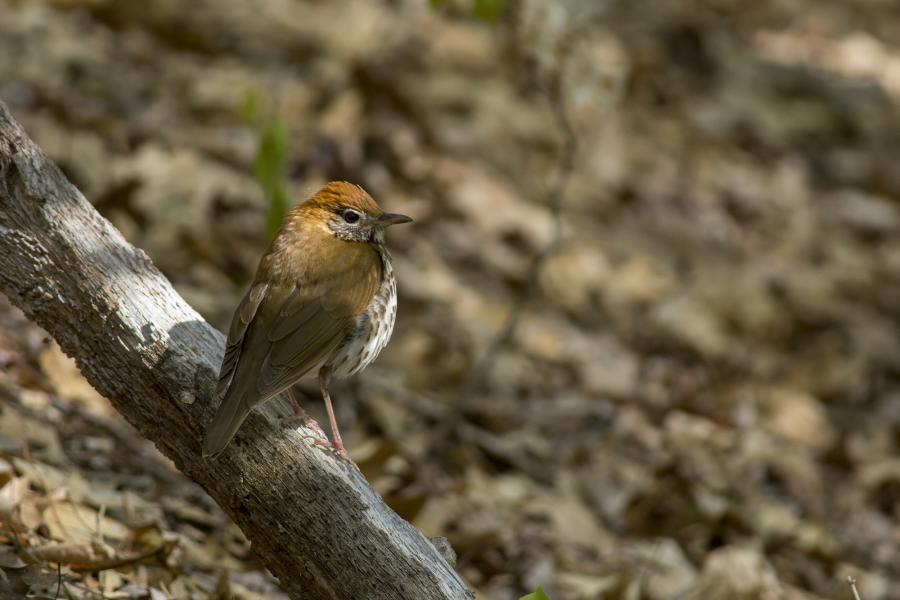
[304,181,412,243]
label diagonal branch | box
[0,100,472,600]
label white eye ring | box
[342,209,361,224]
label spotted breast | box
[325,242,397,378]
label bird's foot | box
[312,438,357,468]
[281,412,354,466]
[281,410,330,443]
[331,439,350,460]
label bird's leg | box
[318,366,347,456]
[281,387,328,442]
[281,386,308,422]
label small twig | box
[848,576,862,600]
[96,504,107,546]
[54,562,62,600]
[20,439,31,463]
[70,542,168,573]
[468,63,577,392]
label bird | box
[202,181,412,458]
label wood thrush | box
[202,181,411,458]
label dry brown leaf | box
[29,541,110,566]
[0,475,30,516]
[556,572,619,600]
[42,503,130,544]
[13,459,68,493]
[39,341,108,410]
[760,388,835,454]
[0,458,14,487]
[687,546,784,600]
[0,406,65,465]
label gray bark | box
[0,100,473,600]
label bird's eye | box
[342,209,361,224]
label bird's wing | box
[222,242,382,409]
[214,281,269,401]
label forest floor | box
[1,0,899,598]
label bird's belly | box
[326,277,397,378]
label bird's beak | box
[375,213,413,227]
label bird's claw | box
[281,412,329,440]
[280,408,357,468]
[319,438,358,468]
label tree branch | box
[0,100,472,600]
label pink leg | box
[281,386,308,422]
[318,367,347,456]
[281,387,328,441]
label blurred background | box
[1,0,899,598]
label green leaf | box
[429,0,447,7]
[265,184,290,241]
[253,118,290,240]
[520,586,552,600]
[241,89,261,124]
[254,120,287,187]
[473,0,504,23]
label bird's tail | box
[202,391,252,458]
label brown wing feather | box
[214,282,268,401]
[255,292,349,397]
